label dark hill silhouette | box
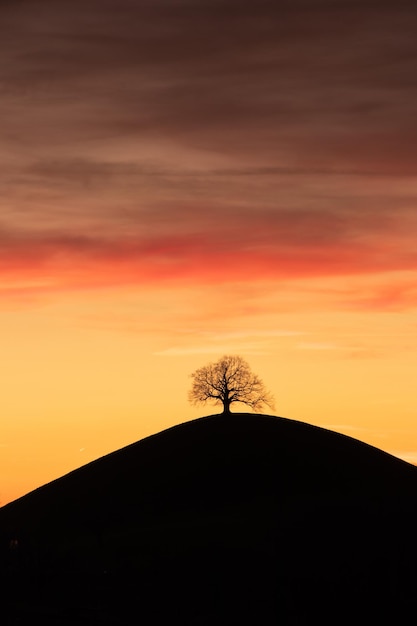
[1,413,417,624]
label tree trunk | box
[222,398,231,414]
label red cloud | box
[0,221,416,301]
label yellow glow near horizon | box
[1,270,416,505]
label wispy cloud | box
[0,215,416,299]
[1,0,417,312]
[201,329,303,340]
[155,342,271,357]
[154,326,304,356]
[297,342,338,351]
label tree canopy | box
[189,355,275,414]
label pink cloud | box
[0,217,415,301]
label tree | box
[189,355,275,414]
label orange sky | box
[1,0,417,505]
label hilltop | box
[1,413,417,624]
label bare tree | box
[189,355,275,414]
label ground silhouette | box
[1,413,417,624]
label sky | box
[1,0,417,505]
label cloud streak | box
[1,0,417,308]
[0,223,415,296]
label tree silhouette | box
[189,355,275,414]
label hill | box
[1,413,417,624]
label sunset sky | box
[1,0,417,505]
